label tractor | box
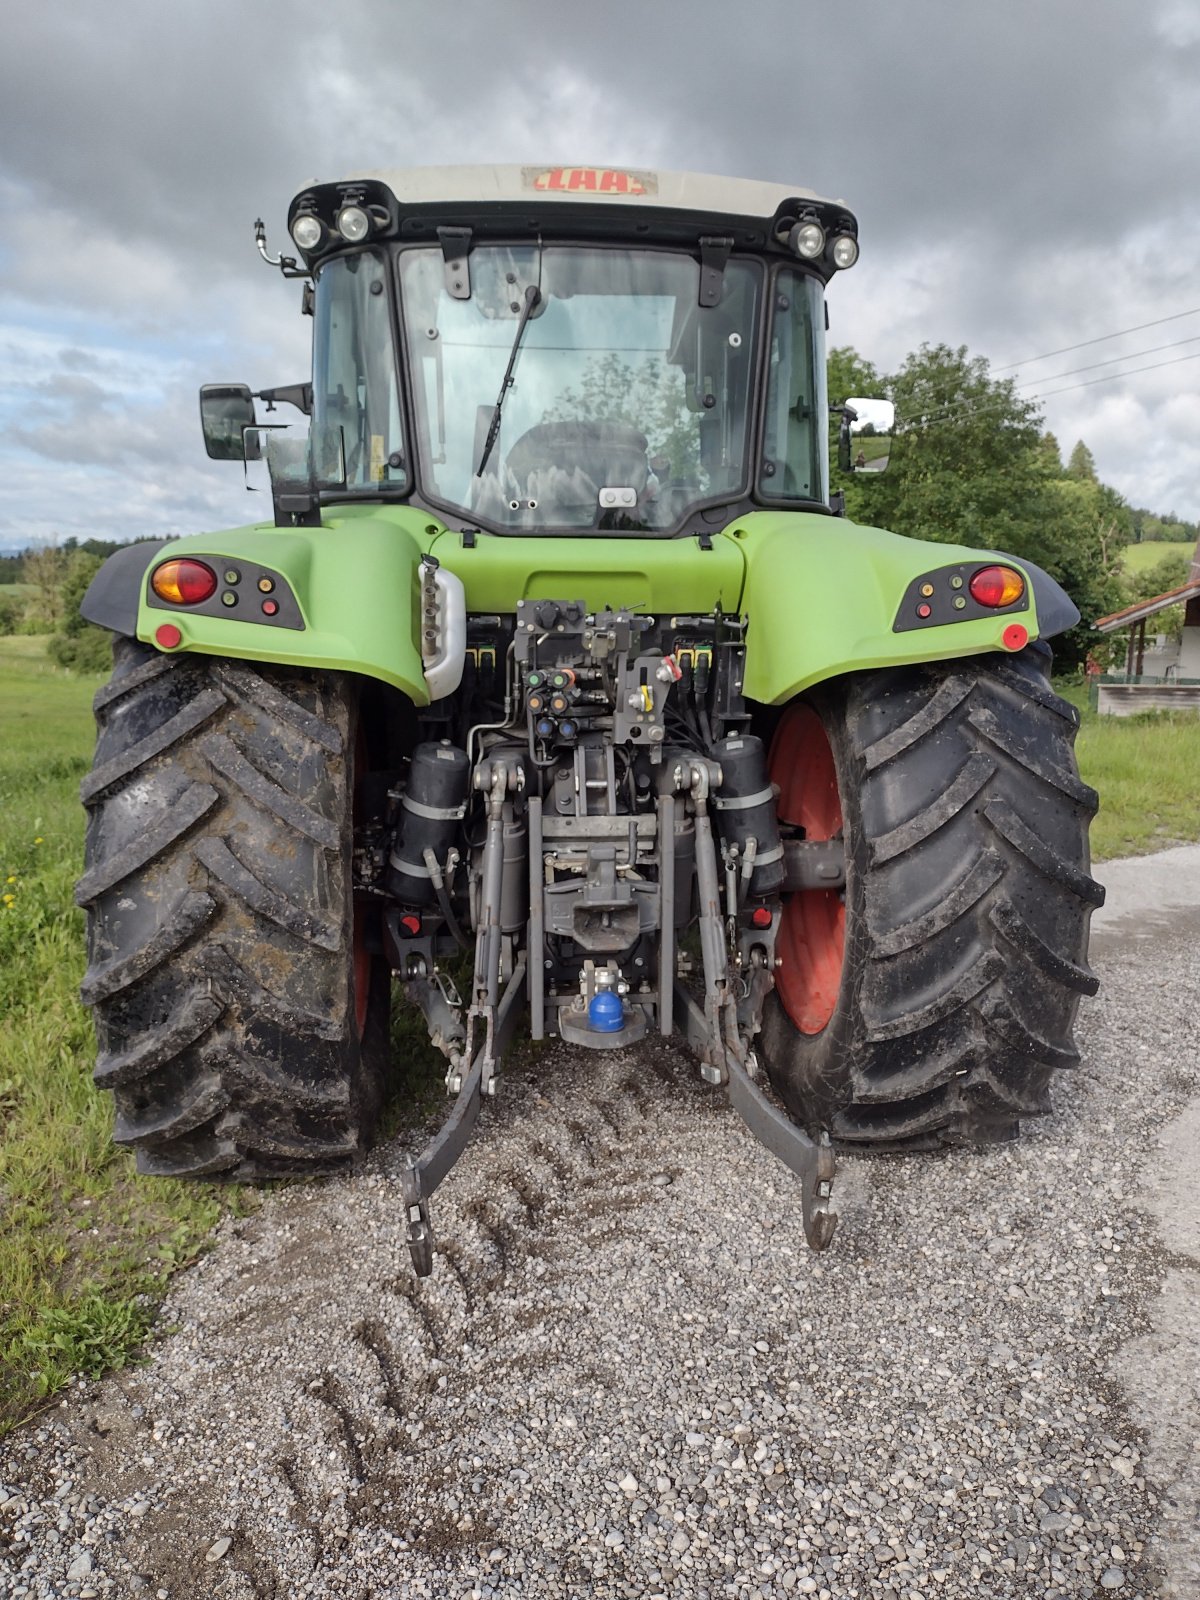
[78,165,1103,1273]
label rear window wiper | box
[474,283,542,478]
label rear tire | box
[759,647,1104,1150]
[77,639,389,1179]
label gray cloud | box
[3,0,1199,537]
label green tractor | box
[78,165,1102,1272]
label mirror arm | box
[836,403,856,474]
[256,383,313,416]
[253,219,311,281]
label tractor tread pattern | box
[868,849,1004,956]
[861,673,974,771]
[78,639,384,1181]
[80,890,216,1006]
[194,836,342,950]
[764,650,1100,1148]
[91,650,178,714]
[74,781,220,906]
[983,796,1105,904]
[80,688,227,804]
[198,732,340,849]
[869,751,995,864]
[93,990,225,1088]
[214,661,344,754]
[114,1072,229,1147]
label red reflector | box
[916,602,932,619]
[151,558,218,606]
[261,599,279,617]
[1002,623,1029,652]
[968,564,1025,609]
[750,906,773,929]
[399,913,422,937]
[154,623,182,650]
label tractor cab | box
[205,164,861,533]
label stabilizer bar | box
[725,1054,838,1250]
[400,958,527,1276]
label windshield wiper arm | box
[475,283,542,477]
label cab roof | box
[287,164,859,279]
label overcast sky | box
[4,0,1200,547]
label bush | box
[47,627,113,674]
[46,553,112,674]
[0,591,23,636]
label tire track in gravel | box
[7,924,1200,1600]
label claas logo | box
[525,166,656,196]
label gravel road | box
[3,845,1199,1600]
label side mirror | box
[199,384,257,461]
[839,397,895,475]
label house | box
[1093,543,1200,714]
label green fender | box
[83,502,1072,708]
[728,510,1061,706]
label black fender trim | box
[80,541,170,636]
[994,550,1080,640]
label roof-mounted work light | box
[290,214,324,252]
[789,219,826,259]
[336,204,371,243]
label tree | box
[1066,440,1098,481]
[21,542,69,631]
[47,552,112,673]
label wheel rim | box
[770,702,845,1035]
[353,725,370,1039]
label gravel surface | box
[3,846,1199,1600]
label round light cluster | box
[336,204,371,243]
[151,558,218,606]
[969,565,1026,609]
[290,213,324,251]
[790,220,826,259]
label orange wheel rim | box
[769,703,845,1035]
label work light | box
[291,214,324,251]
[336,205,371,243]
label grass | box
[2,635,1200,1434]
[0,637,240,1436]
[1119,540,1194,574]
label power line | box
[1034,348,1200,398]
[1014,333,1200,388]
[995,306,1200,372]
[896,348,1200,433]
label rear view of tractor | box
[78,166,1103,1272]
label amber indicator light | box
[151,558,218,606]
[258,576,275,594]
[969,565,1025,609]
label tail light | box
[969,565,1025,609]
[151,558,218,606]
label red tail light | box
[151,558,218,606]
[968,565,1025,609]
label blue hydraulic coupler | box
[587,990,625,1032]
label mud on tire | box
[77,638,389,1179]
[759,646,1104,1150]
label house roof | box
[1095,580,1200,633]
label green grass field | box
[2,637,1200,1435]
[0,638,237,1435]
[1120,540,1194,574]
